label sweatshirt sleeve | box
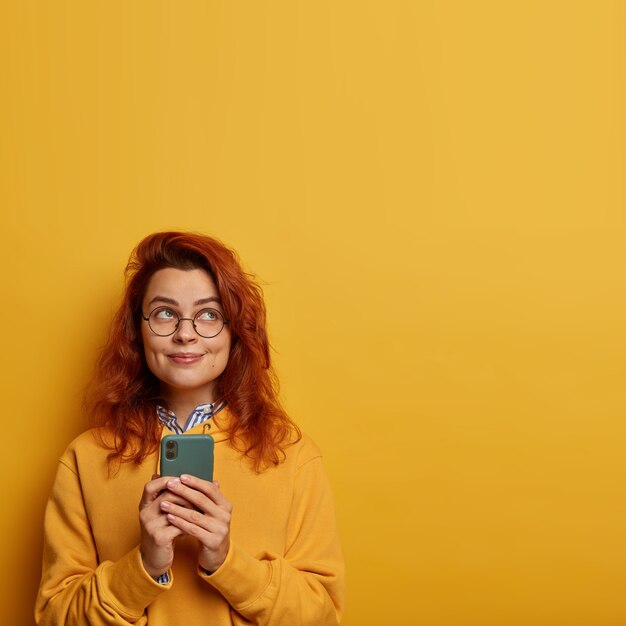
[200,453,345,625]
[35,458,170,625]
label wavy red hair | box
[88,231,300,472]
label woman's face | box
[140,267,231,404]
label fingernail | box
[167,479,180,489]
[180,474,191,482]
[161,501,171,510]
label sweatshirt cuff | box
[98,546,171,618]
[198,542,272,609]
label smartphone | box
[160,434,214,482]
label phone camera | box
[166,450,176,460]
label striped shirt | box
[157,400,225,434]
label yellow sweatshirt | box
[35,410,345,625]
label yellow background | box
[1,2,625,624]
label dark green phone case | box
[160,434,214,482]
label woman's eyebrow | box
[147,295,221,306]
[148,296,178,306]
[194,296,221,306]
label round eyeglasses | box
[142,306,229,338]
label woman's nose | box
[173,317,197,341]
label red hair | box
[88,231,300,472]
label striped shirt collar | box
[157,400,225,434]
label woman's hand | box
[138,474,191,578]
[161,474,233,574]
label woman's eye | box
[197,309,218,321]
[155,308,176,320]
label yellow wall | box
[2,2,625,624]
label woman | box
[35,232,345,625]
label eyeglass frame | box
[141,306,230,339]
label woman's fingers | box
[182,474,229,504]
[139,476,174,509]
[144,514,186,542]
[166,475,233,514]
[141,475,202,511]
[164,510,227,542]
[159,500,228,530]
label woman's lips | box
[167,353,204,364]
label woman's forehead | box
[143,267,218,303]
